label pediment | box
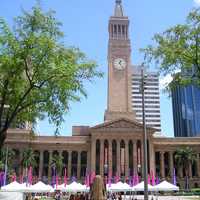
[90,118,155,133]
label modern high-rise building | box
[172,85,200,137]
[131,66,161,133]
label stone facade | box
[4,0,200,189]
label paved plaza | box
[129,196,200,200]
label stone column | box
[68,151,72,179]
[133,141,137,174]
[48,150,53,180]
[39,150,44,180]
[125,140,129,177]
[141,141,144,177]
[58,151,63,179]
[160,152,165,179]
[108,140,113,177]
[169,152,174,178]
[87,150,91,173]
[197,153,200,177]
[149,141,155,175]
[189,163,192,177]
[19,150,23,176]
[179,166,183,178]
[117,140,121,176]
[100,139,104,176]
[91,139,96,173]
[77,151,81,180]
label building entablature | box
[152,137,200,152]
[90,118,155,140]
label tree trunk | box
[0,130,6,152]
[185,168,189,191]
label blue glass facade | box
[172,85,200,137]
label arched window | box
[43,151,49,177]
[71,151,78,177]
[80,151,87,177]
[112,140,117,176]
[62,151,68,176]
[120,140,125,177]
[96,140,100,175]
[129,141,133,176]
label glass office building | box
[172,85,200,137]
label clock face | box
[114,58,126,70]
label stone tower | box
[105,0,135,121]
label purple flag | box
[173,168,176,186]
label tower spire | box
[114,0,124,17]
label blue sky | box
[1,0,199,137]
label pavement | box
[129,196,200,200]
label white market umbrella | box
[1,181,26,192]
[54,183,66,191]
[133,181,154,192]
[28,181,53,193]
[109,181,132,192]
[153,181,179,192]
[62,181,88,192]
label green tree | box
[0,148,15,171]
[22,148,37,169]
[0,4,103,150]
[175,147,196,190]
[51,154,63,177]
[141,8,200,90]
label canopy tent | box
[27,181,53,193]
[1,181,26,192]
[133,181,154,192]
[54,183,66,191]
[107,182,132,192]
[61,181,89,192]
[153,181,179,192]
[0,192,23,200]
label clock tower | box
[105,0,135,121]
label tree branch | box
[0,79,9,129]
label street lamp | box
[141,67,148,200]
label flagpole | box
[4,146,8,186]
[141,67,148,200]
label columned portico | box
[68,151,72,179]
[91,139,96,173]
[125,140,129,177]
[39,150,43,179]
[133,140,137,174]
[117,140,121,176]
[160,152,165,179]
[100,139,104,176]
[108,140,113,177]
[169,151,174,178]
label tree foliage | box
[22,148,37,169]
[51,154,63,176]
[0,4,103,149]
[141,8,200,90]
[175,147,196,175]
[0,148,15,171]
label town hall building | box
[5,0,200,188]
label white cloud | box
[159,74,173,90]
[194,0,200,6]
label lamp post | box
[141,67,148,200]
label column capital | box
[160,151,165,155]
[125,140,129,145]
[68,150,72,154]
[108,140,113,145]
[49,150,53,154]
